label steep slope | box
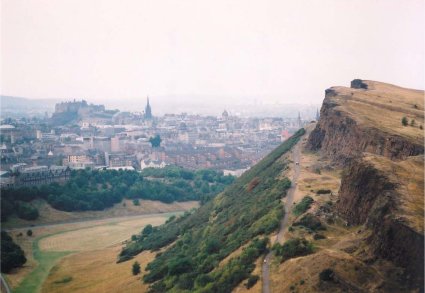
[304,79,424,291]
[119,129,306,292]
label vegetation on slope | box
[119,129,305,292]
[1,167,234,221]
[1,231,27,273]
[293,195,314,216]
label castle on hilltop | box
[55,99,105,114]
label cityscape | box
[0,97,317,188]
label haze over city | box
[1,0,424,114]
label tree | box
[1,231,27,273]
[132,261,141,275]
[149,135,162,148]
[401,117,408,126]
[27,229,33,237]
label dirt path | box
[262,136,302,293]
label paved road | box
[262,141,302,293]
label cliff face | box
[308,80,424,289]
[308,88,424,164]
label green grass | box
[13,235,72,293]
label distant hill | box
[0,95,58,118]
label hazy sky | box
[1,0,424,106]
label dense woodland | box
[119,129,305,292]
[1,167,235,222]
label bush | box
[313,233,326,240]
[245,275,259,289]
[132,199,140,206]
[319,268,334,281]
[402,117,408,126]
[293,196,314,216]
[293,214,325,231]
[132,261,141,275]
[316,189,331,195]
[26,229,33,237]
[273,238,313,262]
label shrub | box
[26,229,33,237]
[245,275,259,289]
[313,233,326,240]
[53,276,73,284]
[401,117,408,126]
[132,199,140,206]
[293,214,325,231]
[273,238,313,262]
[293,196,314,216]
[410,119,416,126]
[132,261,141,275]
[420,125,423,130]
[319,268,334,281]
[316,189,331,195]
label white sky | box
[1,0,424,105]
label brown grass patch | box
[41,245,154,293]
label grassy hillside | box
[119,128,305,292]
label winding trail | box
[262,138,302,293]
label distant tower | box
[297,112,302,127]
[316,108,320,121]
[145,97,153,120]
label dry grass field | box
[332,81,424,145]
[3,199,199,229]
[5,211,187,293]
[38,215,168,252]
[41,245,155,293]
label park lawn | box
[13,235,73,293]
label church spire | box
[145,96,153,120]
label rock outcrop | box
[308,79,424,290]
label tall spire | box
[145,96,153,120]
[297,111,302,127]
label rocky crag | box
[307,79,424,290]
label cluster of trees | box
[293,213,325,232]
[1,231,27,273]
[1,167,235,221]
[119,129,306,292]
[272,238,313,262]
